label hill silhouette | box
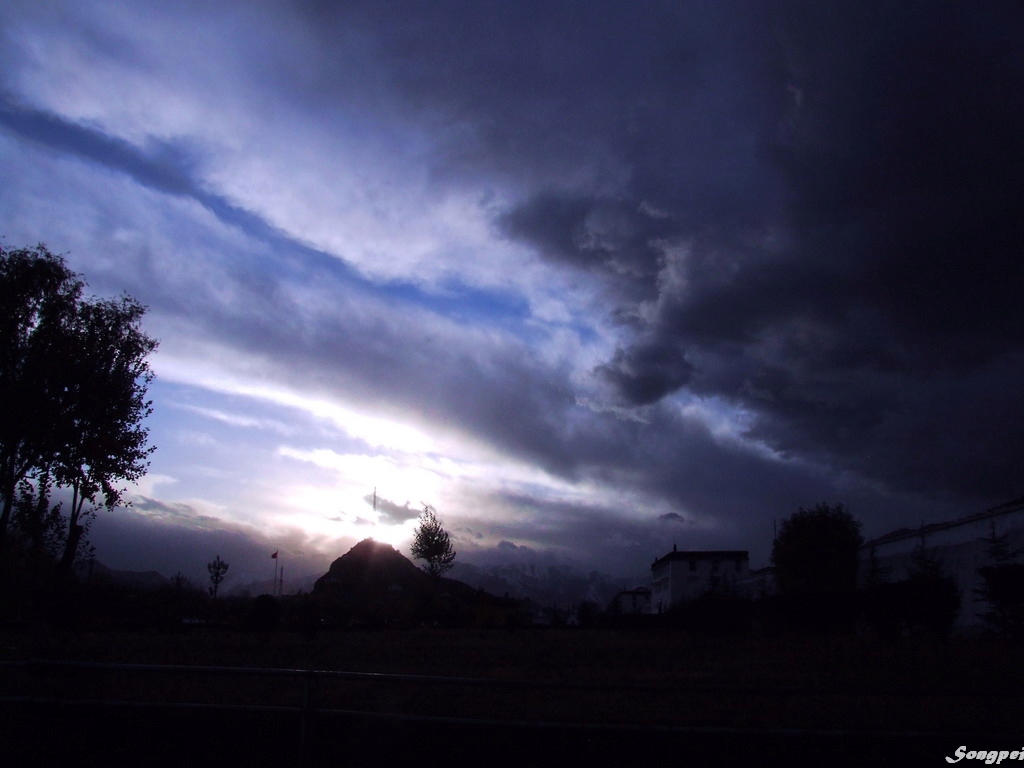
[315,538,424,591]
[312,538,520,628]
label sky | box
[2,1,1023,589]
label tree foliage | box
[975,521,1023,636]
[976,565,1024,638]
[1,244,81,544]
[207,555,229,599]
[410,505,456,578]
[54,294,156,574]
[771,502,863,597]
[12,474,66,562]
[903,534,961,637]
[977,520,1020,566]
[0,243,157,573]
[860,534,962,641]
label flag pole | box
[271,550,279,596]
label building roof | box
[651,548,749,569]
[862,497,1024,549]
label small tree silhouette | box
[207,555,229,599]
[977,520,1020,566]
[411,505,456,578]
[170,571,190,590]
[903,534,961,637]
[976,521,1024,636]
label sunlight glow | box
[273,481,418,550]
[154,348,440,455]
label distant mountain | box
[448,561,645,610]
[78,560,170,590]
[226,571,321,598]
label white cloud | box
[1,1,576,304]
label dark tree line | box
[770,503,962,638]
[975,522,1024,637]
[859,535,962,641]
[0,243,156,582]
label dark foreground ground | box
[0,700,985,768]
[1,627,1021,766]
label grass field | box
[3,626,1022,732]
[3,627,1022,766]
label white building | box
[650,546,749,614]
[861,497,1024,628]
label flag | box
[271,550,278,559]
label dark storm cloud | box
[130,496,224,529]
[435,1,1024,505]
[4,0,1018,580]
[497,540,525,551]
[362,494,420,525]
[596,340,694,406]
[163,240,946,556]
[464,489,740,576]
[497,193,673,287]
[684,2,1024,503]
[295,0,782,194]
[91,501,333,586]
[659,513,687,525]
[0,1,790,488]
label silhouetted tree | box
[976,565,1024,638]
[208,555,229,599]
[977,520,1020,566]
[54,295,156,577]
[12,474,66,563]
[903,534,961,638]
[772,503,863,596]
[860,545,902,641]
[770,503,863,632]
[411,505,456,578]
[0,244,157,571]
[6,474,70,609]
[863,545,891,587]
[861,535,962,641]
[0,244,82,547]
[975,521,1024,636]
